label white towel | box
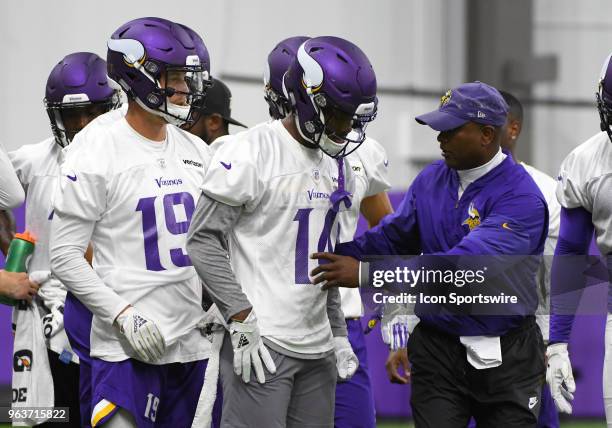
[460,335,502,369]
[192,304,227,428]
[11,301,55,426]
[34,270,79,364]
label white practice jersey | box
[209,135,231,154]
[54,118,212,362]
[521,162,560,342]
[338,138,391,318]
[202,120,350,354]
[0,140,24,209]
[91,104,127,127]
[11,138,63,276]
[556,131,612,254]
[10,137,78,361]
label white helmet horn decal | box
[297,42,323,93]
[107,38,146,66]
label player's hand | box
[381,315,410,351]
[546,343,575,414]
[310,253,359,289]
[386,349,411,384]
[334,336,359,380]
[229,310,277,384]
[0,270,39,302]
[116,306,166,362]
[42,306,64,339]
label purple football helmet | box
[106,17,211,126]
[264,36,310,120]
[44,52,121,148]
[597,53,612,142]
[283,36,378,158]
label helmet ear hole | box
[144,61,159,74]
[314,94,326,108]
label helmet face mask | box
[264,82,292,120]
[107,18,212,127]
[596,90,612,143]
[294,96,377,159]
[284,37,378,159]
[155,64,211,126]
[45,95,121,147]
[597,53,612,143]
[44,52,122,148]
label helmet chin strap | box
[134,97,188,127]
[293,108,349,157]
[319,134,349,157]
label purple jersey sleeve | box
[334,183,421,259]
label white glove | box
[381,315,411,351]
[546,343,576,414]
[334,336,359,380]
[42,306,64,339]
[116,306,165,362]
[229,310,276,383]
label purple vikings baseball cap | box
[415,81,509,131]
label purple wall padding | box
[0,203,25,385]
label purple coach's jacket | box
[336,153,549,336]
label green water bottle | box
[0,231,35,306]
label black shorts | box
[38,349,81,428]
[408,317,546,428]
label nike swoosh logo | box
[66,174,77,181]
[502,222,512,230]
[220,161,232,170]
[383,159,389,167]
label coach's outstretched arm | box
[334,184,421,260]
[315,189,546,288]
[186,193,277,384]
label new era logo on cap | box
[416,81,508,132]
